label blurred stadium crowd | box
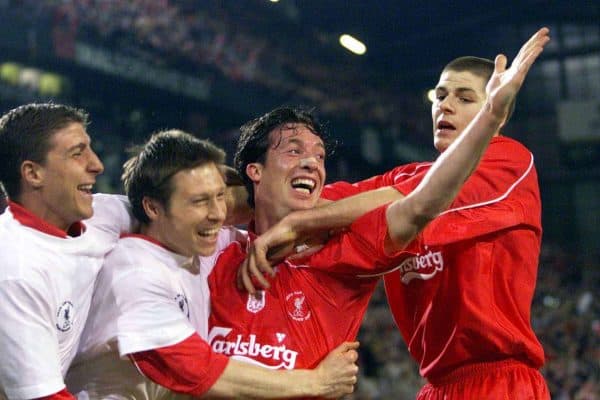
[11,0,408,125]
[1,0,598,398]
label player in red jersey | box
[210,28,550,399]
[239,28,551,399]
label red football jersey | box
[208,206,413,370]
[323,136,545,380]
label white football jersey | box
[66,226,245,400]
[0,194,132,399]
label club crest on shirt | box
[56,300,74,332]
[397,247,445,284]
[285,291,311,321]
[175,294,190,318]
[247,291,265,313]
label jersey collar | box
[8,201,85,238]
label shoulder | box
[487,136,534,163]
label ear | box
[142,196,163,222]
[21,160,44,189]
[245,163,263,184]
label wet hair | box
[0,103,89,199]
[122,129,225,224]
[233,106,335,208]
[442,56,516,123]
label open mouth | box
[197,227,220,238]
[437,120,456,130]
[291,178,316,194]
[77,184,94,194]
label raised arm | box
[386,27,550,250]
[239,27,550,292]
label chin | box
[78,208,94,221]
[197,245,217,257]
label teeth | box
[198,228,220,237]
[291,178,316,193]
[78,184,93,191]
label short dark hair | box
[0,103,89,199]
[122,129,226,224]
[233,106,335,208]
[442,56,516,124]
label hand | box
[237,218,299,294]
[313,341,359,399]
[485,27,550,123]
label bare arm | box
[205,342,359,399]
[238,27,549,292]
[238,186,403,291]
[385,27,550,250]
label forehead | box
[171,163,225,195]
[268,123,324,148]
[436,70,487,95]
[48,122,90,149]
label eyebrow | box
[66,143,87,153]
[436,86,479,96]
[285,137,326,150]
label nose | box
[208,197,226,223]
[88,150,104,175]
[439,96,454,114]
[299,156,318,170]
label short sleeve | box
[108,266,195,356]
[89,194,136,237]
[0,280,65,399]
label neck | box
[253,207,279,234]
[253,200,290,234]
[17,192,71,231]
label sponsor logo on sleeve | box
[398,247,445,284]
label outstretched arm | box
[386,27,550,250]
[132,335,359,399]
[205,341,359,399]
[239,27,550,292]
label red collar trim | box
[8,201,85,238]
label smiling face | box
[431,69,490,152]
[247,123,325,231]
[145,162,227,257]
[31,122,104,230]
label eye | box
[436,94,446,101]
[193,198,209,206]
[459,97,474,103]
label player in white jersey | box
[67,130,359,399]
[0,104,133,400]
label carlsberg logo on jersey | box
[208,326,298,369]
[398,247,445,284]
